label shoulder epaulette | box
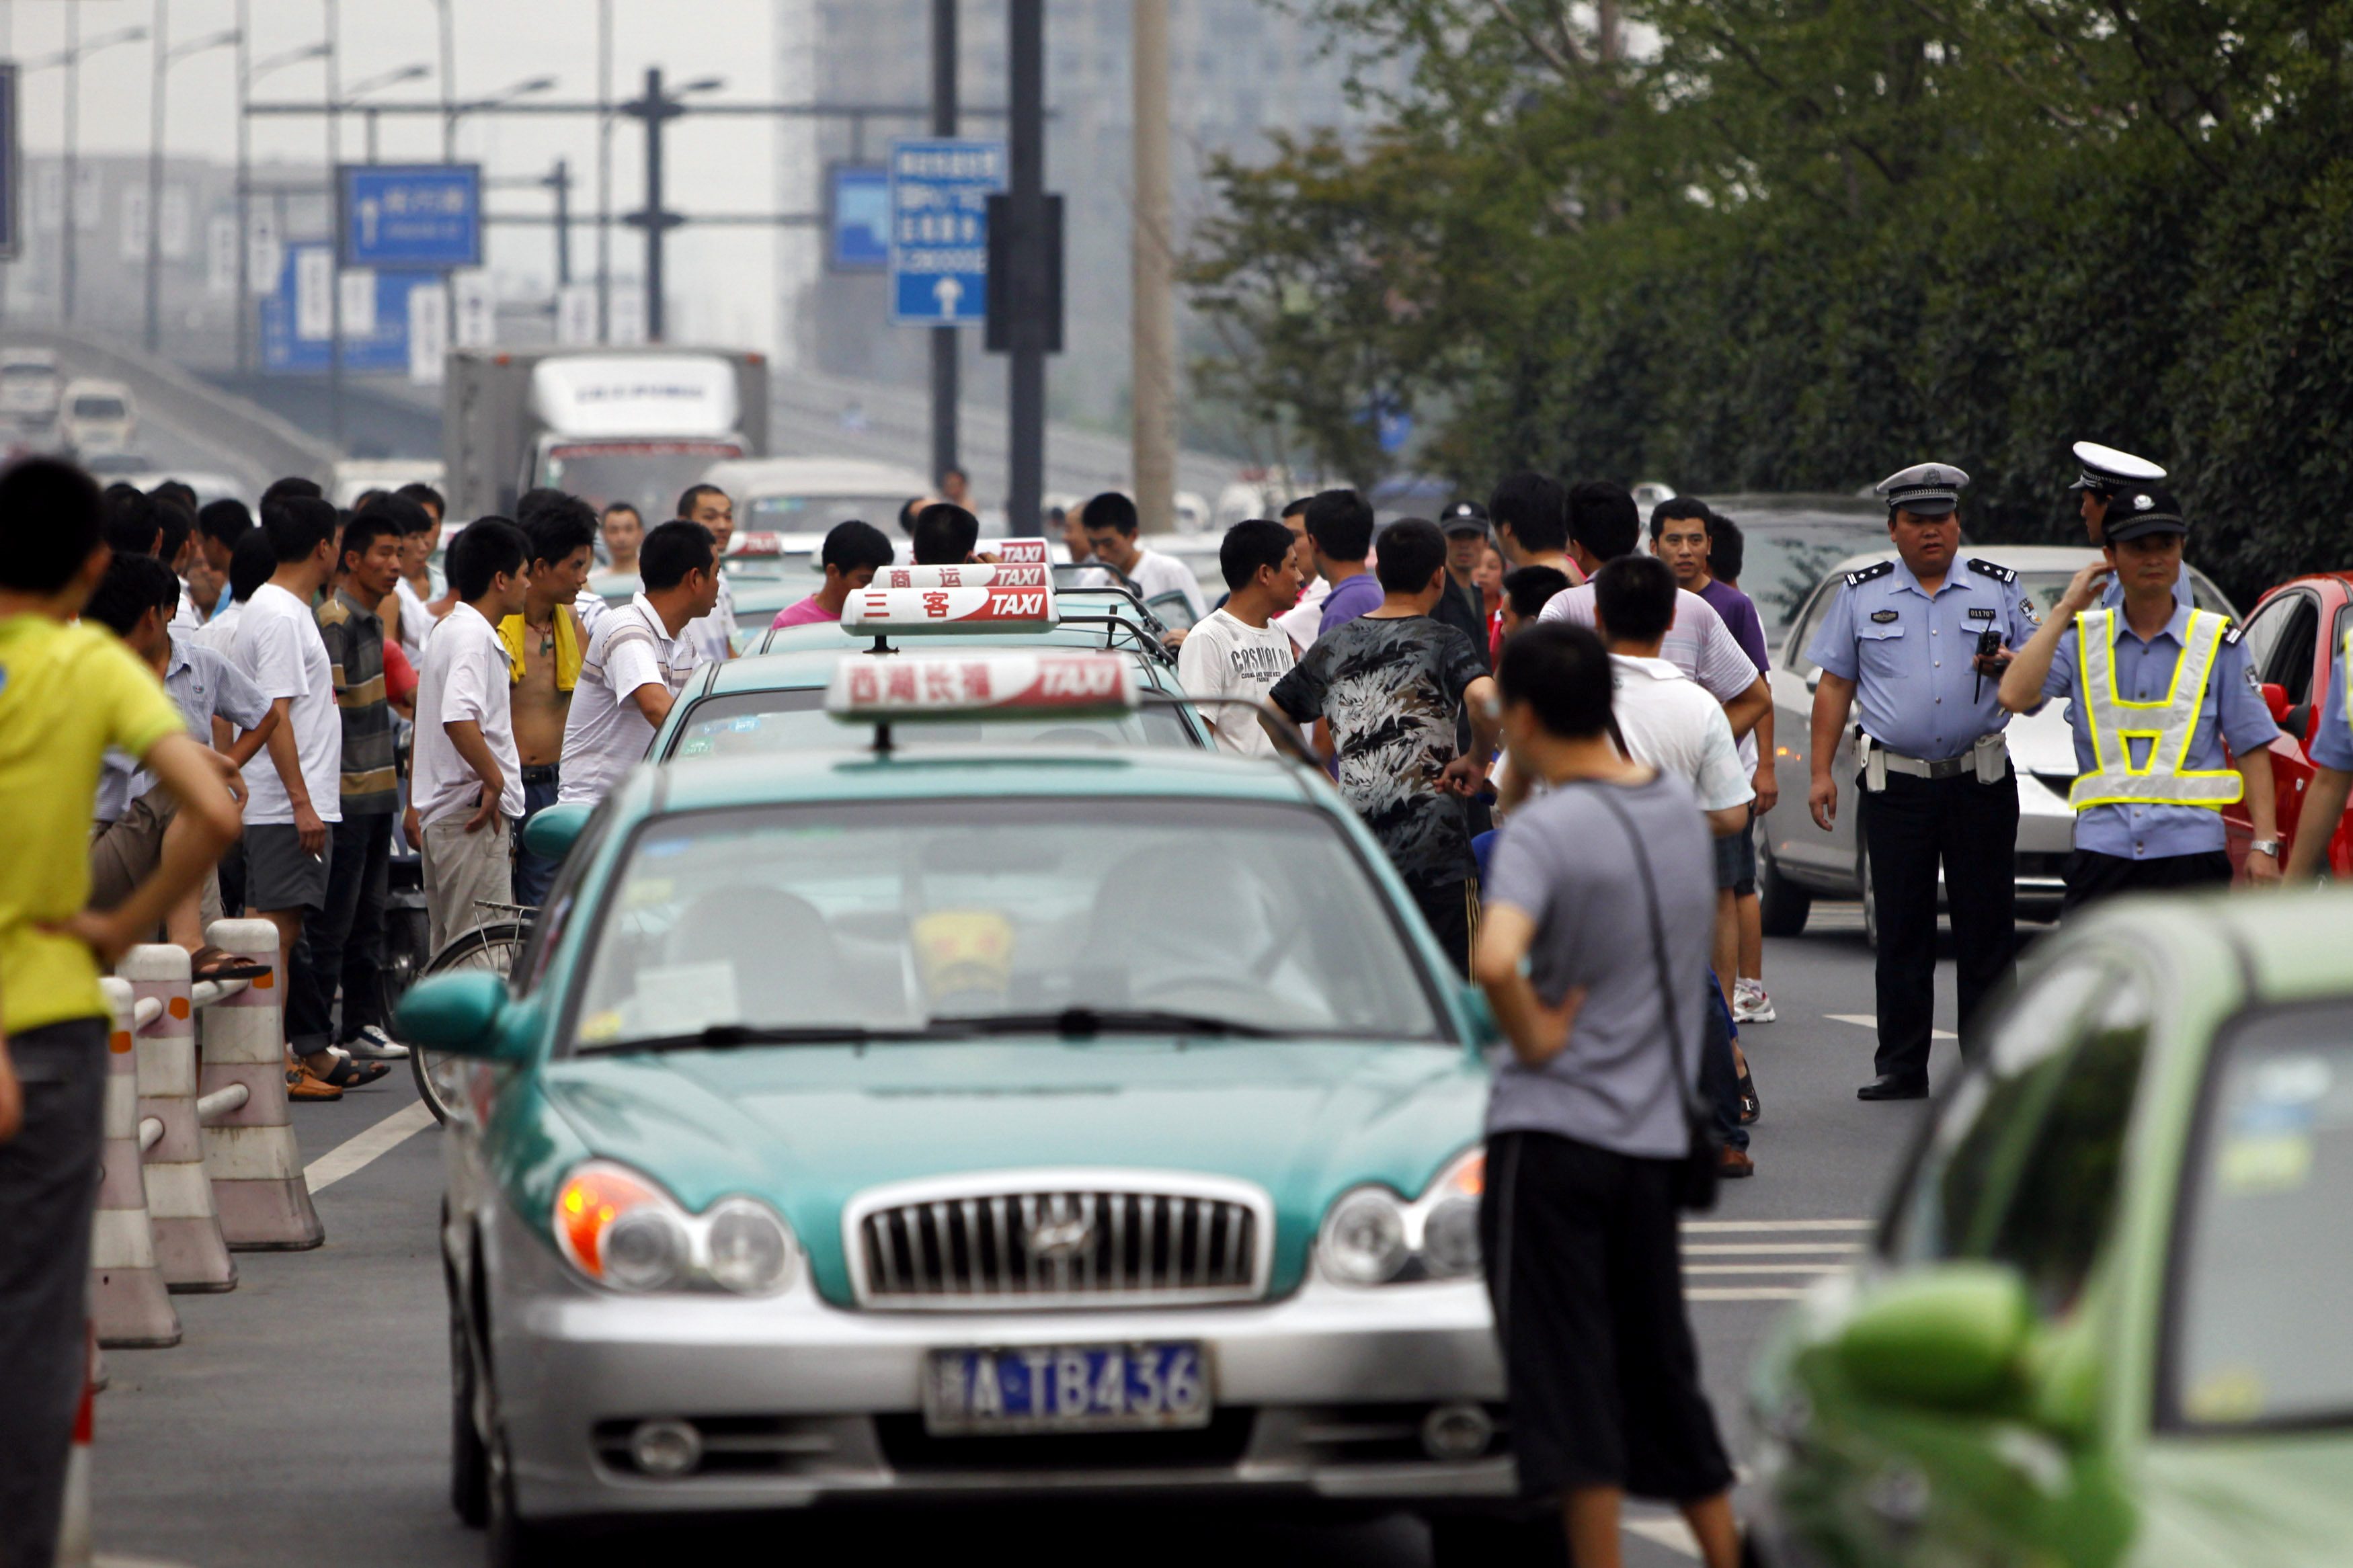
[2221,620,2243,647]
[1966,557,2017,584]
[316,600,351,628]
[1842,560,1896,588]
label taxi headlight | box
[704,1198,797,1295]
[555,1162,692,1292]
[1320,1188,1410,1284]
[1318,1147,1484,1286]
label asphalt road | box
[86,900,1993,1568]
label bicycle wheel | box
[409,920,532,1126]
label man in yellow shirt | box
[0,458,241,1568]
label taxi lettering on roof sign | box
[873,563,1051,591]
[840,584,1058,633]
[992,538,1049,565]
[826,652,1136,720]
[727,532,789,558]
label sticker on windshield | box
[2216,1131,2313,1195]
[627,962,741,1036]
[2182,1366,2267,1425]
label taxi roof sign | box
[871,563,1050,591]
[826,652,1138,722]
[992,538,1049,565]
[840,583,1058,634]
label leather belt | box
[1879,749,1975,780]
[1860,733,2009,791]
[520,764,560,785]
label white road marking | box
[305,1100,436,1194]
[1828,1012,1956,1040]
[1682,1218,1873,1232]
[1683,1242,1864,1255]
[1624,1515,1702,1557]
[1685,1263,1847,1275]
[1688,1287,1808,1301]
[1681,1219,1870,1303]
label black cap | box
[1440,499,1490,536]
[2102,487,2188,542]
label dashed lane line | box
[304,1099,436,1194]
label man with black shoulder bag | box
[1471,622,1740,1568]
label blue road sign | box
[337,163,482,269]
[261,243,438,375]
[889,138,1003,326]
[0,65,17,261]
[830,164,889,272]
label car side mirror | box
[394,971,524,1061]
[521,801,595,865]
[2261,682,2290,724]
[1835,1262,2032,1412]
[2283,706,2311,743]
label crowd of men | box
[7,437,2353,1568]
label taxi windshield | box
[569,798,1445,1050]
[664,688,1196,757]
[2164,1007,2353,1431]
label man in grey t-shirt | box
[1470,622,1739,1568]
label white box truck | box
[442,345,770,522]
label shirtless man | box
[507,499,597,907]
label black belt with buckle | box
[520,764,560,785]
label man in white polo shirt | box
[558,520,719,809]
[409,519,532,952]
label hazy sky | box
[5,0,794,349]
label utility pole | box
[628,67,690,342]
[549,158,572,286]
[1004,0,1045,536]
[325,0,344,448]
[234,0,249,372]
[61,5,79,325]
[1130,0,1175,535]
[596,0,612,339]
[929,0,957,489]
[144,0,167,354]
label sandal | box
[191,944,272,983]
[286,1064,344,1102]
[315,1052,393,1089]
[1737,1071,1762,1126]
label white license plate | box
[922,1341,1209,1434]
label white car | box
[333,458,446,510]
[1757,544,2238,940]
[700,455,933,540]
[59,378,136,457]
[0,347,63,428]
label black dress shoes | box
[1857,1074,1929,1102]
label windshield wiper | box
[949,1007,1282,1039]
[604,1023,954,1052]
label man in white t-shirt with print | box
[234,497,383,1088]
[558,520,720,809]
[1177,519,1303,759]
[410,520,532,953]
[1081,490,1209,645]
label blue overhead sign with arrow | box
[888,137,1002,327]
[337,163,482,270]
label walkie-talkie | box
[1973,627,2003,701]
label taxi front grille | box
[847,1177,1271,1309]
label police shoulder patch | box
[1966,557,2017,584]
[1843,560,1897,588]
[2221,620,2244,647]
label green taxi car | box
[1748,890,2353,1567]
[397,654,1510,1561]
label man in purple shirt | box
[1652,498,1779,1028]
[1305,489,1384,635]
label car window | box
[1884,962,2149,1316]
[568,797,1448,1050]
[512,797,619,995]
[1710,518,1891,636]
[1784,580,1840,674]
[665,686,1197,758]
[2164,1004,2353,1431]
[2238,590,2319,702]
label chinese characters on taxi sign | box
[841,585,1059,632]
[828,654,1137,719]
[873,563,1051,591]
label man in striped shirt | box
[557,521,718,809]
[298,508,409,1063]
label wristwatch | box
[2250,839,2282,858]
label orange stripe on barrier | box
[169,995,190,1018]
[110,1030,132,1054]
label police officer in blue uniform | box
[1806,464,2040,1100]
[2071,440,2196,610]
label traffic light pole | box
[1005,0,1044,536]
[929,0,958,490]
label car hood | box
[535,1038,1489,1305]
[2008,698,2079,780]
[2132,1428,2353,1568]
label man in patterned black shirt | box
[298,507,409,1063]
[1267,518,1502,973]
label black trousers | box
[1408,874,1476,979]
[0,1019,106,1568]
[289,811,393,1046]
[2062,848,2231,915]
[1858,766,2018,1083]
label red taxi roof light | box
[825,652,1138,723]
[839,583,1059,635]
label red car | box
[2224,571,2353,876]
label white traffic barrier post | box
[91,978,180,1348]
[123,944,237,1293]
[53,1327,97,1568]
[197,917,323,1250]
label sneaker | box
[1733,979,1777,1024]
[341,1025,410,1061]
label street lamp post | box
[621,70,721,344]
[346,63,431,163]
[147,13,242,354]
[40,17,151,325]
[237,36,331,374]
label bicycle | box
[408,903,535,1126]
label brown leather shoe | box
[286,1063,344,1102]
[1718,1147,1755,1178]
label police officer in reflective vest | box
[2284,624,2353,881]
[2069,440,2198,610]
[1806,464,2039,1101]
[2001,487,2283,907]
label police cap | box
[2069,440,2167,494]
[1440,499,1491,536]
[2102,487,2188,543]
[1874,462,1970,518]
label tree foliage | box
[1186,0,2353,597]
